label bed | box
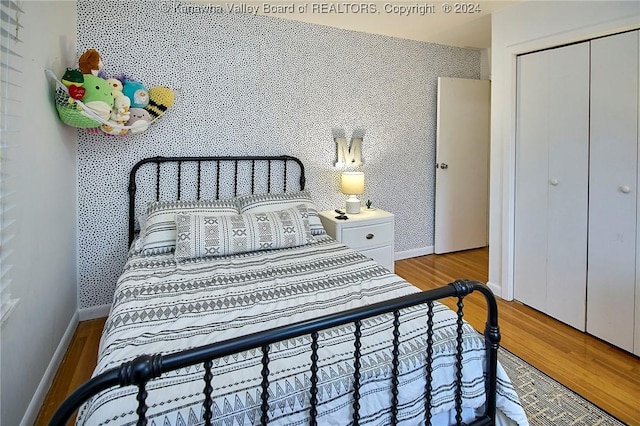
[50,156,528,426]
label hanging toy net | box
[45,69,160,133]
[50,71,102,129]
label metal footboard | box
[49,280,500,426]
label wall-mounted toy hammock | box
[45,51,174,136]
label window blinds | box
[0,0,23,325]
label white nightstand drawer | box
[361,245,394,272]
[342,222,393,249]
[318,208,395,272]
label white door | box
[588,31,638,353]
[637,32,640,358]
[514,42,590,331]
[434,77,490,254]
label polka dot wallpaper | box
[77,1,481,308]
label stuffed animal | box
[100,122,128,136]
[110,95,131,123]
[122,79,149,108]
[78,49,103,76]
[106,78,124,98]
[80,74,114,121]
[68,85,86,102]
[126,108,151,134]
[101,91,131,136]
[144,86,174,121]
[61,68,84,87]
[61,68,85,102]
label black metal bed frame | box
[127,155,306,244]
[50,156,500,426]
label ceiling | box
[193,1,518,49]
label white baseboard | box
[486,281,503,299]
[20,311,79,426]
[395,246,434,261]
[79,303,111,321]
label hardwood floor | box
[34,317,106,426]
[394,247,640,425]
[36,247,640,425]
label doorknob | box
[549,179,559,186]
[439,163,449,169]
[620,185,631,193]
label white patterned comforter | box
[77,235,528,425]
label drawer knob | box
[366,233,374,240]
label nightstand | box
[319,208,395,272]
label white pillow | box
[138,214,148,234]
[133,214,148,252]
[174,204,316,261]
[235,190,326,235]
[141,199,238,255]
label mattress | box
[77,235,528,425]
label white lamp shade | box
[341,172,364,195]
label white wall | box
[0,2,78,425]
[490,1,640,299]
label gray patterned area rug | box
[498,349,627,425]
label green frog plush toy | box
[80,74,114,121]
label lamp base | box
[345,196,361,214]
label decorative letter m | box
[335,137,363,167]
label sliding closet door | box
[588,31,639,352]
[514,42,589,330]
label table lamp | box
[341,171,365,214]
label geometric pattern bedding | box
[76,236,528,425]
[174,204,316,260]
[236,190,327,236]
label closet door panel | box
[514,52,550,313]
[636,31,640,357]
[515,42,589,330]
[545,44,589,331]
[588,31,638,352]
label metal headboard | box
[128,156,306,244]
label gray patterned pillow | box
[142,199,238,255]
[174,204,316,261]
[235,190,326,235]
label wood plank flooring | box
[394,247,640,425]
[35,317,106,426]
[36,247,640,425]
